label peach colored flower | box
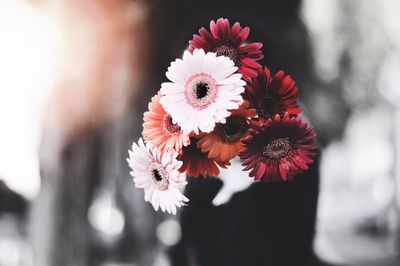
[143,94,190,153]
[198,101,257,162]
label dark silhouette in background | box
[170,155,322,266]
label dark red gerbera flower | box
[238,113,317,182]
[179,137,230,178]
[245,66,301,121]
[188,18,263,81]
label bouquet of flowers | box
[127,18,317,214]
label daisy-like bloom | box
[179,137,230,178]
[143,94,190,153]
[245,66,301,121]
[127,138,189,214]
[197,101,257,162]
[160,49,245,134]
[238,113,317,182]
[189,18,263,81]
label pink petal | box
[279,163,287,181]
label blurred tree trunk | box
[29,1,156,265]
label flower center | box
[196,83,209,99]
[262,137,292,160]
[257,95,284,117]
[216,115,249,143]
[148,162,169,190]
[164,115,181,134]
[213,43,239,65]
[185,73,218,110]
[152,169,162,181]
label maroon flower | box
[245,66,301,121]
[188,18,263,81]
[238,113,317,182]
[179,138,230,178]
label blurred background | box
[0,0,400,265]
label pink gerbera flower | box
[127,138,189,214]
[189,18,263,81]
[143,94,190,153]
[238,113,317,182]
[160,49,245,134]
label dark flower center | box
[185,73,217,110]
[213,43,239,65]
[149,163,169,190]
[164,115,181,133]
[257,95,284,117]
[196,82,209,99]
[216,115,249,143]
[263,137,292,160]
[152,169,163,182]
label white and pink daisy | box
[160,48,245,134]
[127,138,189,214]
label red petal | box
[292,155,308,170]
[255,161,267,179]
[240,42,263,52]
[210,20,218,39]
[231,22,241,38]
[279,164,287,181]
[239,66,258,78]
[241,58,262,69]
[238,27,250,42]
[199,27,215,44]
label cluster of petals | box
[189,18,263,81]
[160,48,245,134]
[127,18,318,215]
[239,113,317,182]
[127,138,188,214]
[245,66,301,121]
